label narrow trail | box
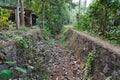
[48,38,83,80]
[32,37,83,80]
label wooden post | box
[15,0,20,29]
[20,0,25,26]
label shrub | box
[108,26,120,44]
[40,28,55,46]
[0,7,14,28]
[75,13,90,32]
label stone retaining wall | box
[66,29,120,80]
[0,30,40,79]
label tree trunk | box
[16,0,20,29]
[78,0,81,25]
[84,0,87,13]
[20,0,25,26]
[41,0,45,28]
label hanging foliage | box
[0,7,14,28]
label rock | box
[103,64,109,73]
[27,65,35,70]
[76,77,81,80]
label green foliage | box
[0,7,14,28]
[44,0,72,35]
[0,60,27,79]
[105,76,112,80]
[0,66,27,79]
[15,67,27,73]
[19,26,30,32]
[32,56,50,79]
[84,50,99,80]
[87,76,92,80]
[0,26,31,41]
[88,0,120,36]
[60,27,69,46]
[41,28,52,40]
[75,0,120,46]
[0,0,16,6]
[108,26,120,44]
[28,49,51,80]
[24,0,72,35]
[40,28,55,46]
[0,32,12,41]
[0,70,13,79]
[16,37,32,52]
[5,61,16,65]
[75,13,90,32]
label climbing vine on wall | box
[84,49,99,80]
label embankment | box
[66,28,120,80]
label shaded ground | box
[0,28,83,80]
[48,40,83,80]
[27,38,83,80]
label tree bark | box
[78,0,81,25]
[41,0,45,28]
[20,0,25,26]
[84,0,87,13]
[16,0,20,29]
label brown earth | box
[66,28,120,80]
[48,40,83,80]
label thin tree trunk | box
[84,0,87,13]
[20,0,25,26]
[41,0,45,28]
[16,0,20,29]
[78,0,81,25]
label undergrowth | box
[40,28,55,46]
[84,49,99,80]
[16,37,32,52]
[0,26,31,42]
[60,27,70,47]
[105,76,112,80]
[0,61,27,79]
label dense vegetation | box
[24,0,72,35]
[0,0,120,80]
[0,0,73,35]
[0,7,14,28]
[75,0,120,45]
[0,0,120,44]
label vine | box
[84,49,99,80]
[60,27,70,47]
[16,37,32,52]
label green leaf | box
[0,70,13,79]
[105,76,112,80]
[5,61,16,65]
[15,67,27,73]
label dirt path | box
[48,40,83,80]
[27,37,83,80]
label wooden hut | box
[0,5,38,27]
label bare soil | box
[48,39,83,80]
